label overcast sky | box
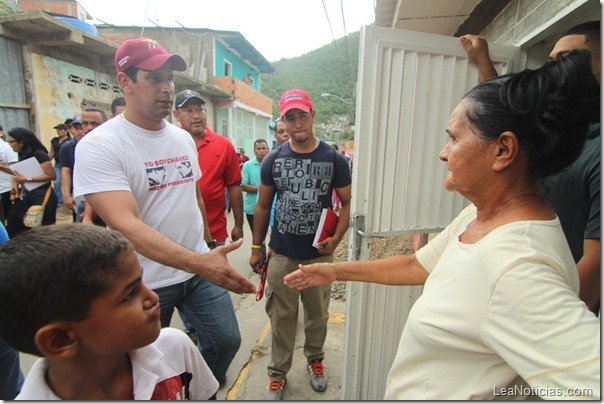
[77,0,377,62]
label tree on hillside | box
[261,30,360,125]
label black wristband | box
[206,240,217,248]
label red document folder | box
[313,208,338,249]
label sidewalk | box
[218,298,346,400]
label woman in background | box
[6,128,57,236]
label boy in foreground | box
[0,224,218,400]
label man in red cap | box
[74,37,254,387]
[249,89,352,399]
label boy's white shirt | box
[17,328,218,400]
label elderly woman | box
[284,50,600,400]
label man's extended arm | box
[577,238,601,312]
[85,190,255,294]
[316,184,352,256]
[196,185,213,245]
[460,34,498,83]
[61,167,74,211]
[228,184,244,241]
[249,183,275,272]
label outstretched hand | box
[283,262,337,290]
[198,238,256,294]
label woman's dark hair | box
[0,224,132,356]
[462,49,599,180]
[7,127,48,159]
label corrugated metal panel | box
[353,27,520,237]
[0,37,28,129]
[344,26,521,400]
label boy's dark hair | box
[254,139,267,147]
[0,224,132,356]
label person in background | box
[241,139,269,232]
[63,117,75,139]
[0,224,219,400]
[285,51,600,400]
[5,128,58,237]
[111,96,126,118]
[61,109,107,222]
[48,123,71,206]
[269,119,290,227]
[0,124,18,223]
[74,39,253,387]
[250,89,352,400]
[273,119,290,148]
[460,21,601,314]
[173,89,245,247]
[0,221,24,400]
[238,148,250,168]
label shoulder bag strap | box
[42,185,52,206]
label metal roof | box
[208,29,275,74]
[374,0,510,36]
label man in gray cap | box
[74,38,254,387]
[173,89,244,247]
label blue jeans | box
[155,275,241,382]
[0,338,23,399]
[53,165,63,205]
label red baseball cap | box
[115,37,187,73]
[279,89,313,117]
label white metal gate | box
[343,26,521,400]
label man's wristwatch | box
[206,239,217,248]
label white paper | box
[10,157,47,191]
[313,208,330,249]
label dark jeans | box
[246,213,254,233]
[0,338,23,399]
[155,275,241,382]
[0,190,11,223]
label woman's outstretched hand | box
[283,262,337,290]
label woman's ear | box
[492,131,519,172]
[34,323,79,360]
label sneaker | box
[265,379,285,400]
[307,359,327,392]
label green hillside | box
[260,30,361,126]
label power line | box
[340,0,354,94]
[322,0,339,49]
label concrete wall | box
[481,0,598,69]
[483,0,594,44]
[98,27,211,83]
[17,0,90,19]
[30,53,119,145]
[0,0,17,15]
